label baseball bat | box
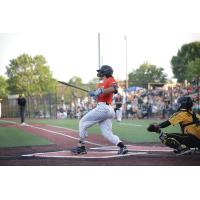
[58,81,89,92]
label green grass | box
[0,127,53,148]
[29,118,181,143]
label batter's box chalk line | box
[90,145,173,152]
[21,150,147,159]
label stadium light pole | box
[98,33,101,69]
[124,35,128,89]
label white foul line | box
[28,124,105,147]
[47,124,79,132]
[118,122,142,127]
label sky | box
[0,32,200,84]
[0,0,200,84]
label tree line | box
[0,41,200,100]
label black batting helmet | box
[177,96,193,110]
[97,65,113,77]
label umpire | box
[17,94,27,125]
[147,96,200,155]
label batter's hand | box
[88,88,104,97]
[147,123,161,133]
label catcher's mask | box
[177,96,193,110]
[97,65,113,78]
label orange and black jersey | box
[97,77,118,104]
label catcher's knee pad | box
[162,137,181,149]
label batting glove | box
[88,88,104,97]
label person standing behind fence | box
[17,94,27,125]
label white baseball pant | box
[79,102,121,145]
[116,108,122,121]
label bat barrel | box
[58,81,89,92]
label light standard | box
[98,33,101,69]
[124,35,128,89]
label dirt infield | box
[0,123,200,166]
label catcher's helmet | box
[97,65,113,77]
[177,96,193,110]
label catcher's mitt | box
[147,123,161,133]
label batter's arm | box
[88,84,117,97]
[158,120,171,128]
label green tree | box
[61,77,98,104]
[87,77,99,91]
[68,76,86,99]
[62,76,87,104]
[33,55,57,95]
[171,42,200,82]
[0,75,8,98]
[128,62,167,88]
[6,54,56,96]
[186,58,200,81]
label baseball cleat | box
[175,147,194,155]
[70,146,87,155]
[118,146,128,155]
[193,148,200,154]
[20,122,25,126]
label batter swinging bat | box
[58,81,89,93]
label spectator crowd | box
[57,82,200,120]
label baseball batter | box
[71,65,128,155]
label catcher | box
[147,96,200,155]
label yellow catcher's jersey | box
[169,110,200,139]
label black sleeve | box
[158,120,171,128]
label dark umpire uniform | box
[17,94,26,124]
[114,93,123,122]
[147,96,200,155]
[114,93,123,112]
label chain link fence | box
[1,93,58,119]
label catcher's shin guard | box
[162,137,181,149]
[159,132,167,141]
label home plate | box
[22,150,147,159]
[90,145,173,152]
